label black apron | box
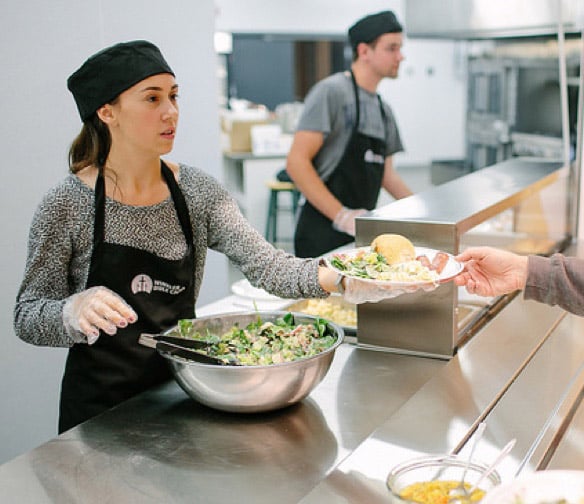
[294,71,387,258]
[58,161,195,433]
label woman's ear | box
[96,104,115,125]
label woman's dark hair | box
[68,113,112,174]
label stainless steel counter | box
[3,243,584,503]
[0,340,444,504]
[2,293,583,503]
[301,298,584,503]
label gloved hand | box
[342,276,439,304]
[62,286,138,344]
[332,206,368,237]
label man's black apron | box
[58,161,195,433]
[294,71,387,258]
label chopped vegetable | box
[331,248,439,283]
[171,314,337,366]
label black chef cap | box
[348,11,403,50]
[67,40,174,121]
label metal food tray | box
[284,296,357,336]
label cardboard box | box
[225,119,270,152]
[220,108,271,152]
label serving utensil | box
[448,421,487,501]
[449,438,516,503]
[138,333,234,366]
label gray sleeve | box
[185,168,328,300]
[296,79,340,136]
[14,187,79,347]
[294,75,355,181]
[524,254,584,316]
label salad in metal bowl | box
[172,312,336,366]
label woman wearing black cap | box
[13,40,406,433]
[287,10,413,258]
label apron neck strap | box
[349,70,360,134]
[93,162,193,248]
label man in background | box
[286,10,412,258]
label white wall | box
[379,40,467,165]
[215,0,467,166]
[0,0,222,464]
[215,0,405,34]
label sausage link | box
[430,252,449,274]
[416,255,432,269]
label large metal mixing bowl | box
[159,311,345,413]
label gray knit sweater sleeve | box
[14,164,328,348]
[524,254,584,316]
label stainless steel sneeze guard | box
[354,157,569,358]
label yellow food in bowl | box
[297,299,357,328]
[399,480,486,504]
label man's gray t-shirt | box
[296,71,404,182]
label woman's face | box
[106,73,179,157]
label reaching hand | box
[342,276,438,304]
[62,286,138,344]
[454,246,529,297]
[332,207,368,237]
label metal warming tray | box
[354,157,569,358]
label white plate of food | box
[481,470,584,504]
[325,243,464,287]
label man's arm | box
[286,130,344,222]
[381,156,412,199]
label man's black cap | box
[348,11,403,50]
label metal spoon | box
[467,438,516,495]
[449,421,487,501]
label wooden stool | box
[265,180,300,244]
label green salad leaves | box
[174,314,335,366]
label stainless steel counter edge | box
[300,295,584,503]
[0,341,446,503]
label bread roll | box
[371,234,415,265]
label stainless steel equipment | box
[405,0,583,39]
[466,55,579,170]
[157,311,344,413]
[354,157,569,359]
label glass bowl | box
[387,454,502,503]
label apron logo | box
[131,274,186,296]
[131,274,154,294]
[364,149,384,164]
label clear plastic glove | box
[332,206,368,237]
[62,286,138,344]
[342,276,439,304]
